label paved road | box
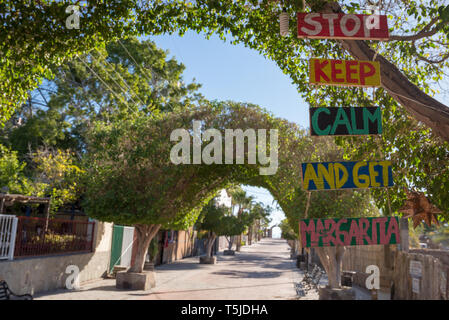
[145,238,298,300]
[36,238,301,300]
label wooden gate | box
[393,251,447,300]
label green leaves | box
[3,0,449,129]
[0,144,81,213]
[4,0,449,228]
[2,37,203,157]
[0,144,32,195]
[438,5,449,22]
[279,218,296,240]
[196,199,234,235]
[82,101,313,229]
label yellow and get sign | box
[301,160,393,191]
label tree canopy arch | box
[4,0,449,140]
[85,101,310,227]
[85,100,375,271]
[6,1,449,219]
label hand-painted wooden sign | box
[409,260,422,278]
[299,216,400,247]
[297,13,389,40]
[309,58,381,87]
[310,107,382,136]
[301,161,393,191]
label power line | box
[78,56,125,103]
[118,39,154,84]
[94,48,147,106]
[77,55,139,117]
[90,53,139,106]
[118,38,184,111]
[142,42,192,110]
[96,39,449,125]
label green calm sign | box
[310,107,382,136]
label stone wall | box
[0,221,113,295]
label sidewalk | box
[35,239,300,300]
[35,239,391,300]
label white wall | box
[216,189,232,208]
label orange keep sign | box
[309,58,381,87]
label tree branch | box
[315,1,449,141]
[416,52,449,64]
[389,17,445,41]
[37,87,49,107]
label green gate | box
[109,225,124,273]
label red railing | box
[14,216,95,258]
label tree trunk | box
[236,205,242,251]
[205,232,217,258]
[317,1,449,142]
[44,200,51,233]
[296,239,301,256]
[289,239,297,257]
[227,236,233,250]
[128,224,161,273]
[315,246,346,289]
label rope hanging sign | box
[279,9,289,37]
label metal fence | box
[14,216,95,258]
[0,215,18,260]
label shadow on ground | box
[211,270,284,278]
[147,281,294,296]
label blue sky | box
[149,31,307,237]
[150,32,309,128]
